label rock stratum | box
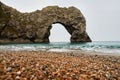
[0,2,91,43]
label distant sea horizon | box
[0,41,120,55]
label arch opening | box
[49,23,71,42]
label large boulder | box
[0,1,91,43]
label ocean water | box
[0,41,120,54]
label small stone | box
[16,71,21,75]
[6,67,12,72]
[36,63,39,67]
[21,67,25,71]
[80,74,88,79]
[12,63,19,68]
[41,65,48,70]
[31,75,35,78]
[106,74,114,80]
[16,76,20,80]
[71,73,76,78]
[22,78,27,80]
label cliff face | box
[0,2,91,43]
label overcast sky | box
[1,0,120,42]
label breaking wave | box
[0,41,120,54]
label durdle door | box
[0,1,92,43]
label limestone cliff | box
[0,1,91,43]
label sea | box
[0,41,120,54]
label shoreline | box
[1,49,120,56]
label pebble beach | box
[0,50,120,80]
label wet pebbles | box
[0,51,120,80]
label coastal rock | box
[0,1,91,43]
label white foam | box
[82,48,120,54]
[47,49,74,52]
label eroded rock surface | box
[0,1,91,43]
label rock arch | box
[49,23,71,42]
[0,2,91,43]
